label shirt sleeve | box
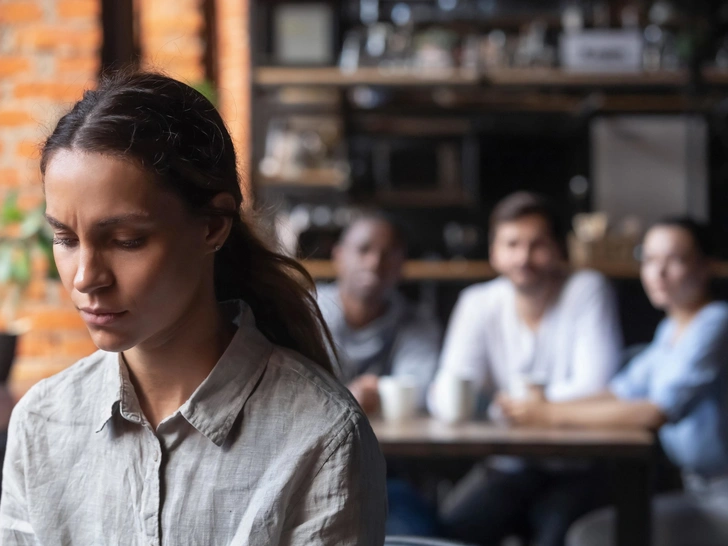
[547,274,623,402]
[0,402,40,546]
[280,415,387,546]
[647,307,728,423]
[390,317,442,408]
[428,287,492,418]
[610,344,658,401]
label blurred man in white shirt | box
[431,192,622,546]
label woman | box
[498,218,728,546]
[0,72,386,545]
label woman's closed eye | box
[115,238,146,250]
[52,236,78,248]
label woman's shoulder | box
[12,350,113,424]
[262,345,368,429]
[701,300,728,321]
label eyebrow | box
[45,213,153,230]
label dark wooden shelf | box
[254,67,479,87]
[302,259,728,281]
[484,68,689,87]
[254,66,692,89]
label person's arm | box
[279,415,387,546]
[0,402,40,546]
[428,288,491,418]
[498,391,667,430]
[390,318,442,408]
[347,374,381,415]
[547,274,623,401]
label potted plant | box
[0,192,57,382]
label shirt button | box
[153,452,159,462]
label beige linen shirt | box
[0,301,386,546]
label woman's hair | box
[40,71,336,375]
[651,217,715,258]
[489,191,568,258]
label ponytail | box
[215,217,336,374]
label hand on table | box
[496,391,552,427]
[347,374,381,415]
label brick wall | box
[1,0,249,394]
[137,0,206,82]
[0,0,102,392]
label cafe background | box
[3,0,728,395]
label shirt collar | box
[95,300,274,446]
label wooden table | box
[372,418,655,546]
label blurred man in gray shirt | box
[317,212,441,414]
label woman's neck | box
[669,297,712,336]
[123,292,234,429]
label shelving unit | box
[254,66,694,89]
[302,260,728,281]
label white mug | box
[508,373,546,401]
[378,376,418,423]
[435,373,476,424]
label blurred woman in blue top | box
[498,217,728,546]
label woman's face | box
[44,150,216,353]
[640,225,709,311]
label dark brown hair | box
[489,191,568,258]
[40,71,336,375]
[652,217,714,258]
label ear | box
[205,193,236,253]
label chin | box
[87,330,137,354]
[646,295,670,311]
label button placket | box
[140,428,163,546]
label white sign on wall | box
[560,30,643,72]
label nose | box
[513,244,531,267]
[73,246,113,294]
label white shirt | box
[0,301,386,546]
[429,270,622,419]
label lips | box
[78,308,128,326]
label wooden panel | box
[302,259,728,281]
[371,417,654,459]
[255,66,478,87]
[254,66,690,88]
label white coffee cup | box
[508,372,546,401]
[435,373,476,424]
[378,376,418,423]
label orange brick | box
[16,190,44,210]
[24,308,86,330]
[57,0,99,19]
[141,13,204,35]
[16,26,101,52]
[0,2,44,24]
[0,56,30,77]
[59,337,97,357]
[0,110,33,127]
[14,82,87,102]
[17,140,41,159]
[23,279,47,301]
[0,168,19,188]
[57,56,99,75]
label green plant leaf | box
[10,248,31,286]
[0,192,23,227]
[20,208,45,237]
[0,243,12,283]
